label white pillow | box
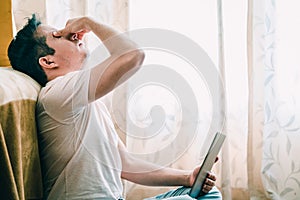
[0,67,41,105]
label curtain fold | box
[217,0,273,199]
[247,0,268,198]
[216,0,231,199]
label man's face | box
[37,25,88,75]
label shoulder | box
[40,70,89,97]
[37,70,90,113]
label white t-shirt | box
[36,69,123,200]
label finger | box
[70,31,88,41]
[52,28,71,38]
[202,184,213,194]
[77,30,89,40]
[64,18,76,27]
[52,30,62,37]
[53,21,75,38]
[205,178,215,186]
[207,172,217,181]
[202,184,208,193]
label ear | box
[39,56,58,70]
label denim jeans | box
[144,186,222,200]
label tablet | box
[189,132,226,198]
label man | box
[8,14,222,200]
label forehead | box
[36,25,56,39]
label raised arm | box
[54,17,145,101]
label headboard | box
[0,67,43,199]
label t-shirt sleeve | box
[39,69,91,123]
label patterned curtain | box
[219,0,300,199]
[261,0,300,199]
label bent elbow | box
[123,49,145,71]
[137,49,145,63]
[131,49,145,70]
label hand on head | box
[52,17,92,40]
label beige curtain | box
[246,0,267,198]
[217,0,269,199]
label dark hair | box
[8,14,55,86]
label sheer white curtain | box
[124,0,221,198]
[11,0,300,199]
